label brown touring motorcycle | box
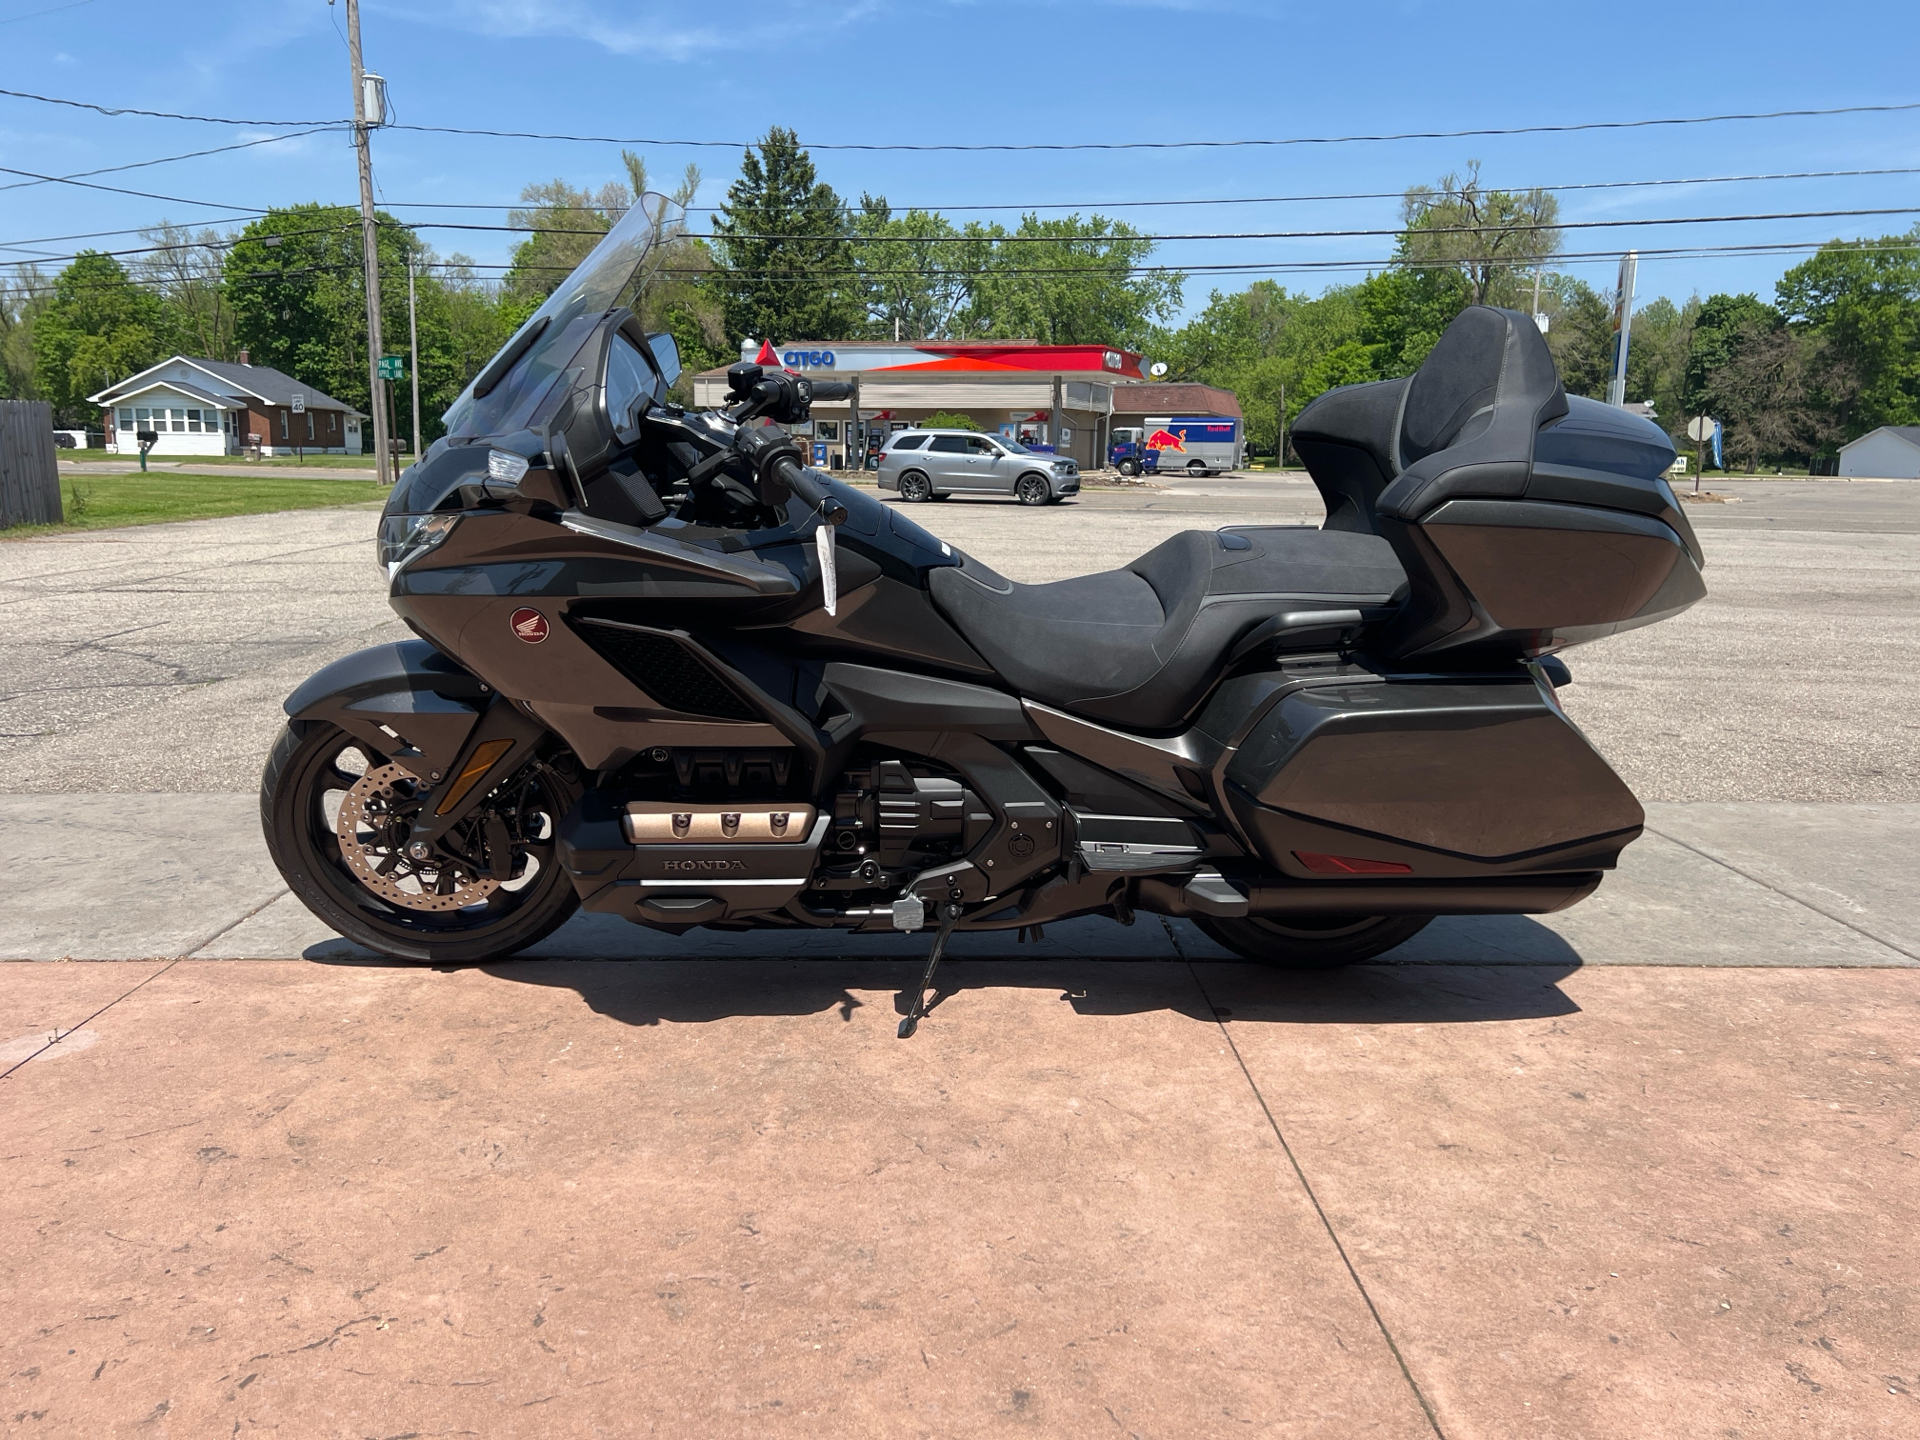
[263,197,1704,1035]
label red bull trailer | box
[1108,415,1243,476]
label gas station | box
[690,338,1147,470]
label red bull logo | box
[1145,427,1186,453]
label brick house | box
[89,352,367,457]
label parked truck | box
[1108,416,1243,477]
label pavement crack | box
[1644,824,1919,962]
[1184,959,1448,1440]
[0,958,181,1082]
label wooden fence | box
[1,400,63,528]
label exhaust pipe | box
[1134,871,1602,920]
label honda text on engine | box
[263,196,1705,1036]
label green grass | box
[57,448,384,469]
[3,472,385,538]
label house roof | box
[1110,382,1244,418]
[1839,425,1920,451]
[89,356,366,416]
[108,378,238,409]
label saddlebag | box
[1224,675,1643,879]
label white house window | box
[169,408,186,432]
[117,407,133,430]
[187,410,202,433]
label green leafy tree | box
[1622,294,1702,439]
[1398,162,1561,307]
[1543,276,1617,401]
[32,251,170,423]
[708,127,861,346]
[851,196,972,340]
[918,411,981,430]
[1685,293,1780,422]
[1775,228,1920,435]
[962,213,1181,347]
[226,204,413,417]
[0,269,48,401]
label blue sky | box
[2,0,1916,322]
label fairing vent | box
[570,618,760,721]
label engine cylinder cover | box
[622,802,818,844]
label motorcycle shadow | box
[306,915,1584,1028]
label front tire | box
[897,471,932,502]
[1118,458,1140,477]
[1194,913,1433,969]
[261,720,582,964]
[1015,474,1051,505]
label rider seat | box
[928,526,1405,731]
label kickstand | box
[898,903,962,1039]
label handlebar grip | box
[772,454,847,524]
[807,381,854,402]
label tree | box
[31,251,170,423]
[708,127,861,345]
[1399,161,1561,308]
[225,204,405,418]
[1545,276,1619,402]
[137,222,235,359]
[1776,228,1920,435]
[1685,293,1780,423]
[963,213,1181,348]
[850,196,971,340]
[0,269,47,401]
[1622,294,1701,440]
[919,411,981,431]
[1697,317,1841,471]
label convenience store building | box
[690,338,1147,470]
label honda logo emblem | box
[510,608,549,643]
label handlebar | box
[769,452,847,525]
[807,380,854,402]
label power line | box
[0,0,98,24]
[0,86,340,126]
[369,166,1920,216]
[0,129,334,194]
[0,164,267,213]
[3,83,1915,148]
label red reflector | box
[1294,851,1413,876]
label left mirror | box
[646,332,681,389]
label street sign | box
[1670,455,1689,475]
[290,392,305,414]
[377,356,405,380]
[1686,416,1716,442]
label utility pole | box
[1277,382,1286,469]
[407,253,421,463]
[346,0,390,485]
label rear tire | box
[1015,474,1050,505]
[1194,913,1433,969]
[261,720,582,964]
[897,471,932,502]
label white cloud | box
[387,1,882,60]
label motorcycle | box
[262,195,1705,1036]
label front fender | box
[284,640,488,784]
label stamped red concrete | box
[1203,962,1920,1439]
[1,957,1430,1438]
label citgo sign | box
[782,350,836,369]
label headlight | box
[1052,460,1075,472]
[377,512,459,580]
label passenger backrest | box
[1378,306,1568,520]
[1288,375,1407,534]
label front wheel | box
[1015,474,1051,506]
[1117,458,1140,477]
[1194,913,1433,968]
[897,471,932,502]
[261,720,583,963]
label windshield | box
[442,193,681,440]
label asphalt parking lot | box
[3,476,1917,1436]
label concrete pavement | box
[4,479,1918,1436]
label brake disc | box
[335,763,499,913]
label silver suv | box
[875,429,1080,506]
